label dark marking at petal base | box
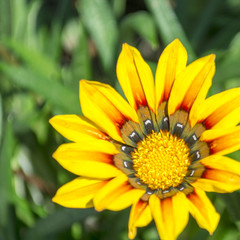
[136,179,143,185]
[190,150,201,162]
[128,174,136,178]
[128,131,142,144]
[162,188,171,194]
[185,133,198,148]
[188,169,196,177]
[144,119,154,135]
[176,184,185,191]
[123,160,133,169]
[176,182,194,195]
[161,116,169,131]
[172,122,185,137]
[146,187,155,195]
[121,145,134,156]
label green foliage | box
[0,0,240,239]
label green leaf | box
[24,208,96,240]
[78,0,118,75]
[0,0,11,39]
[219,192,240,231]
[215,33,240,83]
[3,39,60,79]
[111,0,126,19]
[44,1,71,61]
[0,120,15,227]
[191,0,219,50]
[70,21,92,82]
[120,11,159,49]
[145,0,196,61]
[13,195,36,227]
[0,95,2,144]
[0,63,80,114]
[11,0,30,41]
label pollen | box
[132,131,190,190]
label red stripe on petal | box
[204,95,240,129]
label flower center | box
[132,131,191,190]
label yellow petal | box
[187,188,220,234]
[212,106,240,129]
[189,64,215,127]
[128,200,152,239]
[161,197,175,240]
[201,126,240,155]
[168,54,215,116]
[194,155,240,193]
[155,39,187,111]
[116,43,155,111]
[107,188,144,211]
[193,162,240,193]
[80,80,138,143]
[201,126,238,141]
[158,193,189,240]
[172,192,189,238]
[53,142,121,179]
[93,174,129,211]
[193,177,240,193]
[191,87,240,128]
[135,204,152,227]
[200,155,240,176]
[149,195,167,240]
[49,114,107,142]
[52,177,107,208]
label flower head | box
[50,39,240,240]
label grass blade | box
[24,208,96,240]
[0,63,80,114]
[78,0,118,75]
[120,11,159,49]
[0,121,15,226]
[145,0,196,61]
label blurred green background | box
[0,0,240,239]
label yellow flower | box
[50,39,240,240]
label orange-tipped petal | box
[107,188,145,211]
[201,126,240,155]
[171,192,189,238]
[117,43,155,112]
[149,193,188,240]
[155,39,187,111]
[93,174,129,211]
[212,106,240,129]
[194,156,240,193]
[53,142,121,179]
[149,195,168,240]
[200,155,240,175]
[52,177,107,208]
[194,170,240,193]
[168,54,215,116]
[191,87,240,128]
[187,188,220,234]
[80,80,138,143]
[128,200,152,239]
[49,114,107,142]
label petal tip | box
[122,42,131,49]
[172,38,181,45]
[169,38,185,50]
[128,229,137,240]
[52,195,58,203]
[79,79,90,89]
[209,53,216,62]
[49,117,54,126]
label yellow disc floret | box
[132,131,190,190]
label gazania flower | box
[50,39,240,240]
